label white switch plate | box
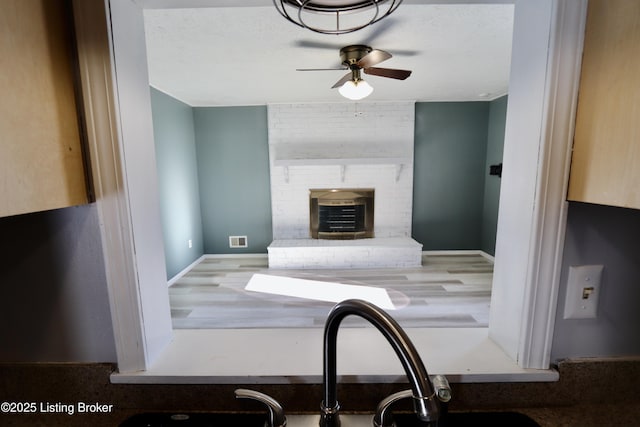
[563,264,604,319]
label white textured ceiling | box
[142,1,514,106]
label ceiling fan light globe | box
[339,80,373,100]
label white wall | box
[268,102,415,239]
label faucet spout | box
[320,299,440,427]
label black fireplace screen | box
[309,188,374,239]
[318,204,366,233]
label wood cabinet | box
[0,0,89,218]
[567,0,640,209]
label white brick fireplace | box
[267,101,422,268]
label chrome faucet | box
[320,299,441,427]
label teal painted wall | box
[481,95,508,255]
[193,106,272,254]
[412,102,490,250]
[150,88,204,279]
[152,95,506,276]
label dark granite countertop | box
[522,403,640,427]
[0,357,638,426]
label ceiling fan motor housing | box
[340,45,373,66]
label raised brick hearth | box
[267,237,423,269]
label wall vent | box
[229,235,248,248]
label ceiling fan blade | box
[387,48,421,57]
[295,36,418,56]
[357,49,392,68]
[296,68,347,71]
[293,40,343,50]
[364,67,412,80]
[331,72,353,89]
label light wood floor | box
[168,252,493,329]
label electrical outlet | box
[188,239,192,249]
[563,265,603,319]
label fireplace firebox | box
[309,188,374,239]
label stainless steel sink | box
[392,411,541,426]
[288,412,540,427]
[119,412,267,426]
[119,411,540,427]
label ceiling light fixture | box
[335,61,374,100]
[339,79,373,100]
[273,0,404,35]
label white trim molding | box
[72,0,147,373]
[73,0,173,372]
[489,0,588,368]
[516,0,588,369]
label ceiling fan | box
[297,44,412,99]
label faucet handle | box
[373,389,413,427]
[234,388,287,427]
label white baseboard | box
[167,255,205,287]
[422,249,495,262]
[202,253,268,259]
